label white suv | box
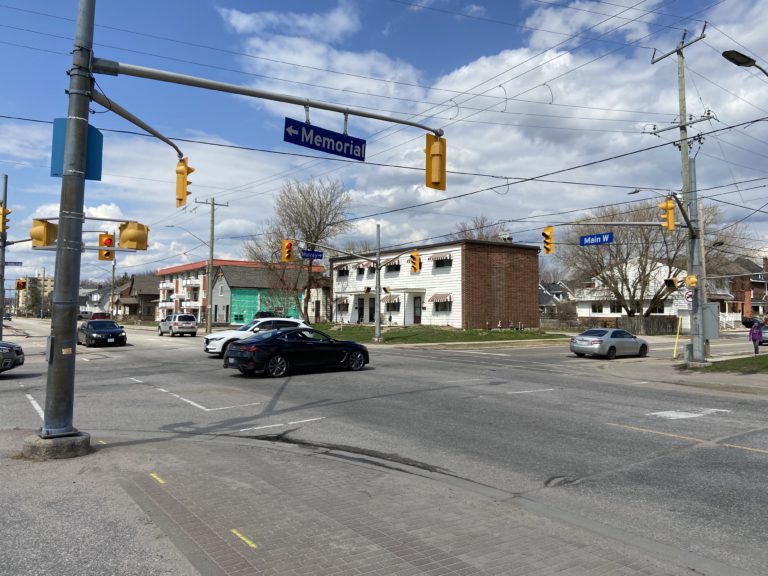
[203,317,309,356]
[158,314,198,337]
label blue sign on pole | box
[283,118,366,161]
[301,249,323,260]
[580,232,614,246]
[50,118,103,180]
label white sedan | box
[203,317,309,357]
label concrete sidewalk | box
[1,426,760,576]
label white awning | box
[384,259,400,266]
[334,264,349,271]
[428,293,452,303]
[382,295,400,304]
[334,296,348,304]
[428,252,453,261]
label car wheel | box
[266,355,289,378]
[605,346,616,360]
[85,338,92,348]
[220,341,231,358]
[191,332,197,337]
[158,327,163,336]
[638,344,648,358]
[575,352,585,357]
[238,366,255,376]
[347,350,365,371]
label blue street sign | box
[301,249,323,260]
[580,232,614,246]
[284,118,366,161]
[5,262,22,266]
[50,118,103,180]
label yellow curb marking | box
[149,473,166,485]
[608,424,768,455]
[230,529,258,549]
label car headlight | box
[120,332,126,336]
[0,346,10,353]
[93,333,103,338]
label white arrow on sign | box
[286,125,298,137]
[685,291,693,302]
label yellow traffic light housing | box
[409,250,421,273]
[685,274,698,288]
[175,157,195,208]
[281,239,294,262]
[0,205,11,233]
[425,133,446,191]
[118,221,150,250]
[664,277,680,290]
[542,226,554,254]
[15,279,26,290]
[383,286,391,294]
[30,219,59,247]
[659,196,675,232]
[98,233,115,261]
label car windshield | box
[90,321,120,330]
[178,315,196,322]
[237,320,260,332]
[580,329,608,337]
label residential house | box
[330,240,539,329]
[114,275,160,320]
[539,281,574,315]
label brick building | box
[330,240,539,329]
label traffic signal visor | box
[542,226,554,254]
[409,250,421,273]
[658,197,675,231]
[425,134,446,191]
[175,157,195,208]
[98,233,115,261]
[30,219,58,247]
[0,206,11,233]
[664,277,679,290]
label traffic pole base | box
[22,432,92,460]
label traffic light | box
[409,250,421,273]
[659,196,675,232]
[98,233,115,261]
[542,226,554,254]
[175,157,195,208]
[118,221,150,250]
[30,219,58,247]
[15,279,26,290]
[425,133,446,191]
[0,205,10,233]
[383,286,391,294]
[685,274,698,288]
[664,277,680,290]
[281,239,294,262]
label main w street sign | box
[284,118,366,161]
[580,232,614,246]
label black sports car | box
[77,320,127,347]
[223,327,369,377]
[0,340,24,373]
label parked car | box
[223,327,369,377]
[0,340,24,373]
[570,328,648,359]
[77,320,127,347]
[158,314,198,337]
[3,313,11,321]
[253,311,279,319]
[90,311,111,320]
[760,325,768,346]
[204,317,309,357]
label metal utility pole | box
[39,0,95,440]
[195,198,227,334]
[110,253,116,317]
[0,175,7,341]
[652,27,707,364]
[374,224,382,343]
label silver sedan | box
[570,328,649,359]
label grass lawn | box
[684,354,768,374]
[313,323,568,344]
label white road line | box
[451,350,509,357]
[206,402,262,411]
[25,394,44,420]
[239,417,325,432]
[129,377,143,383]
[239,423,283,432]
[648,408,731,420]
[81,357,90,362]
[152,386,259,412]
[288,417,325,425]
[507,388,555,395]
[445,378,484,383]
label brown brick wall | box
[462,242,540,329]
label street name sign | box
[5,262,22,266]
[580,232,614,246]
[301,249,323,260]
[284,118,366,161]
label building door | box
[413,296,422,325]
[314,300,321,323]
[357,298,364,323]
[368,298,375,322]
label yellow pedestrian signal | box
[0,205,10,233]
[425,133,446,191]
[281,239,294,262]
[658,196,675,232]
[175,157,195,208]
[542,226,554,254]
[30,219,58,247]
[98,233,115,261]
[409,250,421,273]
[118,221,150,250]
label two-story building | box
[330,239,539,330]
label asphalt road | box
[3,318,768,574]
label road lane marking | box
[647,408,731,420]
[230,529,258,549]
[205,402,262,411]
[722,443,768,455]
[25,394,44,420]
[288,417,325,425]
[507,388,555,395]
[129,377,143,383]
[239,423,284,432]
[445,378,483,383]
[149,473,166,484]
[151,386,260,412]
[606,423,704,443]
[239,417,325,432]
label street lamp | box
[722,50,768,77]
[166,225,213,335]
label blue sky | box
[2,0,768,286]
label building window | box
[337,303,349,312]
[591,302,604,313]
[434,301,452,312]
[367,267,375,276]
[385,302,401,312]
[385,264,401,272]
[610,302,622,313]
[233,313,244,323]
[219,285,224,296]
[356,267,364,277]
[435,259,452,268]
[337,269,349,277]
[647,302,665,314]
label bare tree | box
[243,178,353,321]
[448,216,511,241]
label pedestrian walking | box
[748,319,762,355]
